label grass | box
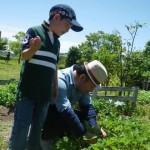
[0,55,66,80]
[0,56,22,80]
[0,122,12,149]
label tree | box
[124,21,145,86]
[13,31,25,43]
[142,41,150,89]
[141,41,150,74]
[9,31,25,56]
[58,54,67,69]
[65,46,81,67]
[8,31,25,64]
[77,41,95,64]
[77,30,126,86]
[125,21,145,54]
[144,40,150,55]
[65,25,148,88]
[0,38,8,50]
[125,51,143,87]
[9,41,22,55]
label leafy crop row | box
[0,82,150,149]
[0,81,17,106]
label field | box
[0,56,21,80]
[0,56,150,149]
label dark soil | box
[0,105,14,123]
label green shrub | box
[0,81,17,107]
[137,90,150,105]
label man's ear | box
[79,74,87,82]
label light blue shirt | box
[51,65,93,112]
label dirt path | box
[0,105,14,150]
[0,105,14,122]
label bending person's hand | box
[92,126,107,138]
[83,132,98,144]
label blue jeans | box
[42,105,85,140]
[8,97,49,150]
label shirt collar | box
[66,65,75,86]
[42,21,60,39]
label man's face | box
[78,75,96,93]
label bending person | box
[41,60,108,148]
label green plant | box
[0,81,17,107]
[0,89,150,149]
[51,95,150,149]
[137,90,150,105]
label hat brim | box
[84,62,99,86]
[68,19,83,32]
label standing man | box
[8,4,83,150]
[41,60,108,149]
[5,51,10,63]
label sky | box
[0,0,149,53]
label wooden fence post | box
[132,86,138,107]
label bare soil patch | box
[0,105,14,150]
[0,105,14,122]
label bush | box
[137,90,150,105]
[0,81,17,107]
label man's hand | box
[100,127,107,138]
[83,121,107,138]
[83,132,98,144]
[92,126,107,138]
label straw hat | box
[84,60,108,86]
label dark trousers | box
[41,105,85,140]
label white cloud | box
[0,25,25,40]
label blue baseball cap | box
[50,4,83,32]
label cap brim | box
[68,19,83,32]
